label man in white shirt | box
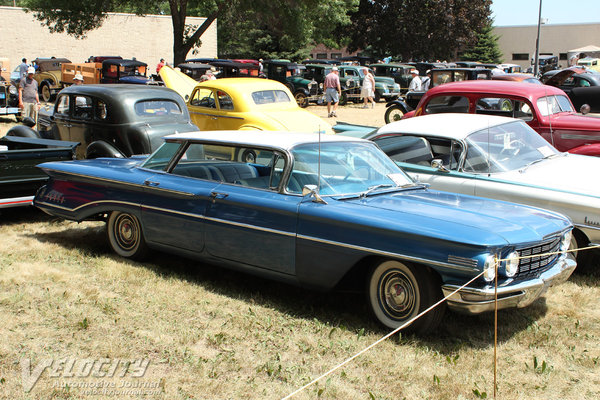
[408,69,422,92]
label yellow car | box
[159,66,333,134]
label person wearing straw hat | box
[73,73,84,85]
[18,66,40,122]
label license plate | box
[0,93,5,99]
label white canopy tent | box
[568,45,600,60]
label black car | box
[37,84,198,159]
[542,68,600,113]
[101,59,155,84]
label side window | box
[170,143,282,190]
[454,71,468,82]
[55,95,69,116]
[373,135,434,166]
[190,88,216,108]
[96,100,108,120]
[216,91,234,110]
[475,98,532,121]
[73,95,93,120]
[424,96,469,114]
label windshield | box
[536,95,574,116]
[464,120,559,173]
[287,141,413,195]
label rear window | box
[251,90,291,105]
[425,95,469,114]
[134,100,183,117]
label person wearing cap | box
[156,58,165,74]
[324,66,341,117]
[408,69,422,92]
[73,73,84,85]
[18,66,40,123]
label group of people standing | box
[323,66,377,117]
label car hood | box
[256,110,333,134]
[543,67,586,86]
[375,76,397,85]
[499,153,600,197]
[340,189,569,247]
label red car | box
[400,80,600,156]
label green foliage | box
[526,356,552,374]
[459,22,502,63]
[342,0,493,61]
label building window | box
[512,53,529,61]
[331,53,342,59]
[316,53,327,59]
[559,53,568,60]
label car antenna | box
[543,85,555,147]
[487,122,491,177]
[317,125,322,193]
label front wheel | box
[339,92,348,106]
[40,83,52,102]
[384,105,405,124]
[367,260,444,334]
[107,211,148,260]
[294,92,308,108]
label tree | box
[217,0,357,60]
[342,0,492,62]
[459,22,502,63]
[22,0,357,64]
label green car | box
[338,65,401,102]
[369,63,415,94]
[285,64,358,108]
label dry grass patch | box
[0,208,599,399]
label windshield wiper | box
[519,153,564,172]
[358,183,425,199]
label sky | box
[491,0,600,26]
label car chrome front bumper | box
[441,255,576,314]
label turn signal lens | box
[505,251,519,277]
[483,254,497,282]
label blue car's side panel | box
[205,184,300,275]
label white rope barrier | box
[282,243,600,400]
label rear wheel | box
[339,91,348,106]
[107,211,148,260]
[374,92,381,103]
[367,260,444,334]
[384,105,405,123]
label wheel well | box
[335,256,440,292]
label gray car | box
[37,84,197,159]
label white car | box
[365,113,600,271]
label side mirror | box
[431,159,449,172]
[302,184,327,204]
[580,104,591,115]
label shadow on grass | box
[0,206,55,225]
[30,223,557,349]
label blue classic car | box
[34,131,575,333]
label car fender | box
[5,125,40,138]
[567,143,600,157]
[86,141,125,159]
[294,87,310,96]
[385,99,411,113]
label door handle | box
[144,180,160,187]
[210,192,229,202]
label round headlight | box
[483,254,497,282]
[9,85,17,95]
[505,251,519,277]
[560,231,572,253]
[319,82,323,90]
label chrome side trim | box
[0,196,33,208]
[297,234,479,273]
[189,111,244,120]
[561,134,600,141]
[204,215,296,237]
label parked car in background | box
[498,63,522,73]
[34,130,575,333]
[338,65,401,102]
[176,63,212,81]
[262,60,306,87]
[31,57,71,102]
[577,57,600,73]
[541,68,600,113]
[362,113,600,271]
[37,84,197,159]
[532,55,559,75]
[159,66,333,137]
[287,64,357,107]
[369,63,414,93]
[101,59,156,84]
[384,68,492,123]
[0,129,77,208]
[0,79,19,119]
[492,73,541,84]
[397,80,600,156]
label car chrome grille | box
[516,236,561,277]
[448,255,478,269]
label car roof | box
[196,77,288,92]
[164,130,366,151]
[426,80,565,97]
[375,113,520,141]
[59,84,185,104]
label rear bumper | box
[0,107,19,115]
[442,255,576,314]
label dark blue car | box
[34,131,575,333]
